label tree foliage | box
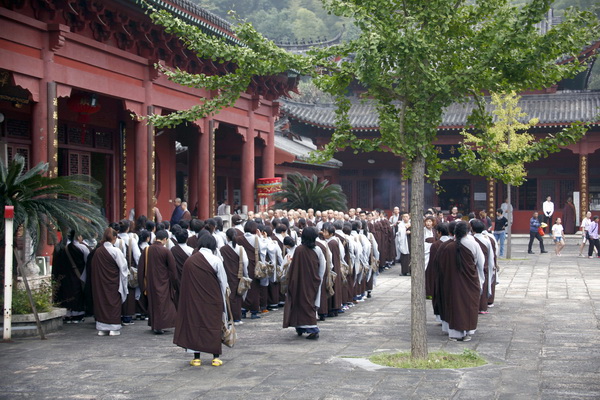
[193,0,350,42]
[141,0,598,359]
[0,155,106,257]
[272,173,348,211]
[453,91,589,186]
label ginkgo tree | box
[453,91,589,259]
[141,0,597,358]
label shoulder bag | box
[236,247,252,296]
[127,236,139,288]
[222,288,237,348]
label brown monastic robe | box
[282,244,322,328]
[435,240,480,332]
[174,252,224,355]
[327,238,343,311]
[138,242,179,330]
[239,235,260,312]
[220,244,243,321]
[171,244,191,307]
[427,239,453,317]
[91,245,123,325]
[563,201,577,234]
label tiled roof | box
[274,132,342,168]
[281,91,600,131]
[140,0,241,45]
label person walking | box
[551,218,565,256]
[527,211,547,254]
[587,216,600,259]
[493,208,509,257]
[579,211,593,257]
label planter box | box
[1,308,67,338]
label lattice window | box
[94,129,113,149]
[81,153,90,175]
[356,180,372,209]
[540,179,556,203]
[58,123,67,144]
[340,180,353,206]
[6,119,30,138]
[69,153,79,176]
[68,126,93,146]
[68,151,91,176]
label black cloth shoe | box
[528,251,534,254]
[306,332,319,340]
[541,250,548,253]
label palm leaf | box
[1,156,107,261]
[272,172,347,211]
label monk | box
[283,227,325,340]
[91,228,129,336]
[174,234,229,367]
[138,229,179,334]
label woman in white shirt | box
[579,211,593,257]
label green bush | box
[0,280,55,314]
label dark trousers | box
[589,238,600,257]
[543,215,552,232]
[528,231,545,252]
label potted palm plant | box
[1,154,106,338]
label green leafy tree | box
[142,0,597,358]
[453,91,588,258]
[272,172,347,211]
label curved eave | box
[140,0,244,46]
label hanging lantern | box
[67,92,101,144]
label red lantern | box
[67,92,101,143]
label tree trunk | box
[506,183,512,259]
[409,154,427,359]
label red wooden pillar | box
[188,132,199,216]
[198,119,210,219]
[31,83,48,169]
[241,126,255,212]
[134,118,148,221]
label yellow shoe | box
[211,358,223,367]
[190,359,201,367]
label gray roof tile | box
[282,91,600,130]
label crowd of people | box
[51,199,599,366]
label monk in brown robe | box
[220,228,248,323]
[425,223,451,319]
[435,221,485,342]
[138,229,179,334]
[91,228,129,336]
[322,223,343,316]
[174,234,229,367]
[283,227,325,340]
[563,197,577,234]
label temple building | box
[0,0,298,224]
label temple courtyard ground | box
[1,234,599,399]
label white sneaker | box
[97,330,108,336]
[234,321,244,326]
[108,330,121,336]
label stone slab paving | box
[1,235,599,399]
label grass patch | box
[369,349,487,369]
